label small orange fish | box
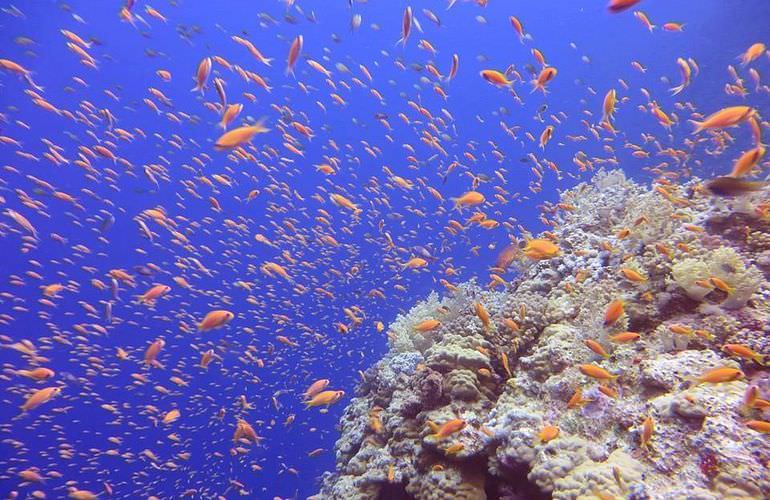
[584,339,610,358]
[603,299,624,327]
[722,344,765,365]
[305,390,345,408]
[523,239,560,260]
[692,367,745,385]
[567,387,593,409]
[620,268,647,283]
[191,57,212,93]
[579,364,618,381]
[532,66,557,93]
[709,276,734,294]
[535,425,560,444]
[286,35,303,76]
[475,302,491,330]
[609,331,640,343]
[414,319,441,332]
[198,310,235,331]
[692,106,755,134]
[740,42,766,66]
[640,416,654,450]
[607,0,641,13]
[480,69,511,86]
[428,418,466,440]
[745,420,770,434]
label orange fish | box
[198,310,235,331]
[740,42,766,66]
[603,299,624,327]
[303,379,330,400]
[567,387,593,409]
[640,416,654,450]
[480,69,511,87]
[584,339,609,358]
[414,319,441,332]
[191,57,212,93]
[214,121,269,151]
[721,344,765,365]
[509,16,525,42]
[428,418,466,440]
[535,425,560,444]
[729,146,765,178]
[286,35,303,76]
[607,0,641,12]
[692,367,745,385]
[522,239,560,260]
[397,6,413,46]
[579,364,618,381]
[305,390,345,408]
[745,420,770,434]
[532,66,557,93]
[609,331,640,343]
[691,106,755,133]
[21,386,62,412]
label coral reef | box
[313,170,770,500]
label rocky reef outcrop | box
[313,170,770,500]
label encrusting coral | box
[312,170,770,500]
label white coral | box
[671,247,762,309]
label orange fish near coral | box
[603,299,624,327]
[721,344,765,365]
[428,418,466,440]
[692,367,745,385]
[522,239,560,260]
[414,319,441,332]
[579,364,618,381]
[640,416,654,450]
[535,425,560,444]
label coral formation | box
[313,170,770,500]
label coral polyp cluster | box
[315,170,770,499]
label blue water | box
[1,0,768,498]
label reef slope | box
[314,170,770,500]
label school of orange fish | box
[0,0,768,498]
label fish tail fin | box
[426,421,440,434]
[683,375,701,388]
[689,120,704,134]
[670,84,685,96]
